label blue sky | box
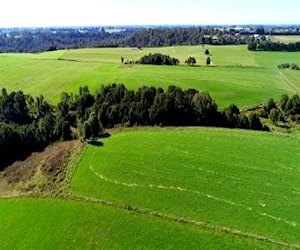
[0,0,299,27]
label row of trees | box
[248,41,300,52]
[3,84,300,171]
[121,28,251,47]
[1,26,299,53]
[0,27,261,53]
[278,63,300,70]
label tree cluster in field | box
[124,53,211,66]
[136,53,180,65]
[259,94,300,124]
[185,57,197,66]
[278,63,300,70]
[248,40,300,52]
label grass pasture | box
[0,45,299,107]
[71,128,300,247]
[271,35,300,44]
[0,198,280,249]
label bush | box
[290,63,300,70]
[269,108,281,124]
[185,57,196,66]
[278,63,290,69]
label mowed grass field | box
[0,45,299,107]
[71,128,300,247]
[0,198,277,249]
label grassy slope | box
[0,198,277,249]
[0,45,299,107]
[71,128,300,246]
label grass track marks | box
[278,70,300,93]
[71,128,300,245]
[89,164,298,228]
[69,194,300,249]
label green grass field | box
[0,198,279,249]
[1,45,299,107]
[71,128,300,247]
[1,43,300,248]
[271,35,300,44]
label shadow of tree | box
[88,141,104,147]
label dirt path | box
[278,70,300,93]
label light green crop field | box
[71,128,300,247]
[0,198,278,249]
[271,35,300,44]
[0,45,299,107]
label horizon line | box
[1,23,300,29]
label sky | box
[0,0,299,28]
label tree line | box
[0,27,257,53]
[2,26,299,53]
[2,84,300,171]
[278,63,300,70]
[0,84,270,170]
[248,40,300,52]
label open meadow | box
[70,128,300,248]
[0,45,299,108]
[1,127,300,249]
[0,197,279,249]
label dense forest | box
[1,83,300,171]
[1,26,299,53]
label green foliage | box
[261,98,277,118]
[278,63,300,70]
[222,104,240,128]
[248,40,300,52]
[277,63,290,69]
[137,53,180,65]
[206,56,211,65]
[185,56,196,66]
[248,112,264,130]
[82,112,102,139]
[269,108,281,124]
[290,63,300,70]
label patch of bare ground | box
[0,140,81,197]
